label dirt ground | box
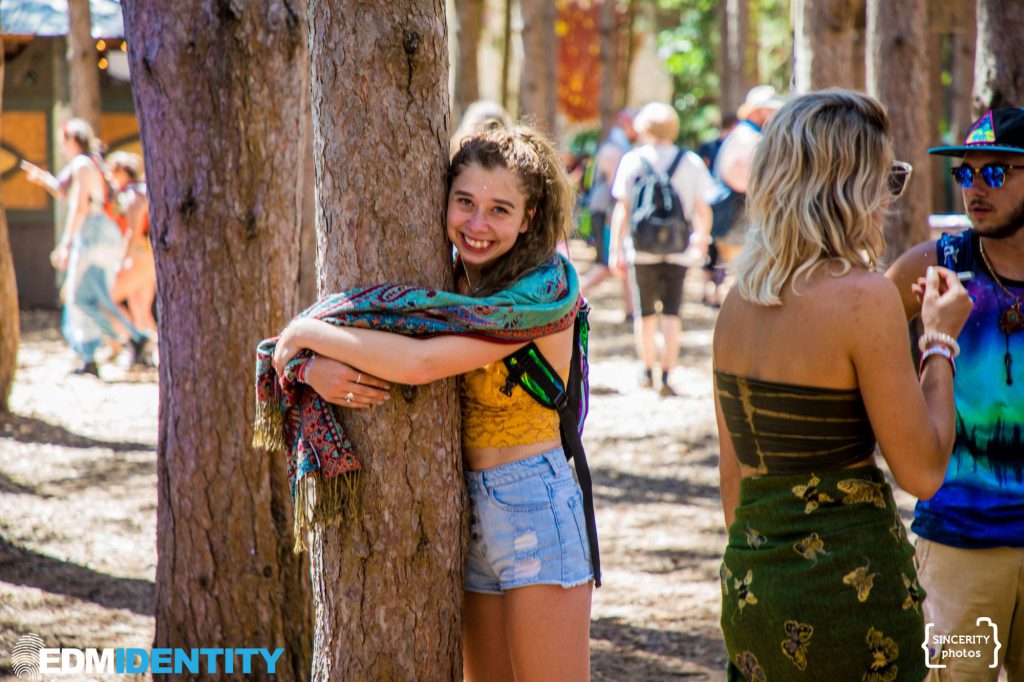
[0,245,918,681]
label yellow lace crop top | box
[461,360,568,448]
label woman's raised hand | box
[272,319,310,374]
[917,266,973,339]
[308,357,390,408]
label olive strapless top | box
[714,370,876,475]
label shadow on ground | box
[591,617,726,680]
[0,535,154,616]
[0,413,152,453]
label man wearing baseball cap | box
[888,108,1024,679]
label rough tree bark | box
[307,0,463,679]
[67,0,102,134]
[520,0,558,132]
[454,0,484,123]
[794,0,858,92]
[867,0,931,262]
[973,0,1024,114]
[296,0,317,311]
[0,45,19,413]
[121,3,312,679]
[500,0,513,112]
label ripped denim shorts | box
[463,447,594,594]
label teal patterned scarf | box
[253,255,580,550]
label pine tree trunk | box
[121,3,312,679]
[307,0,464,678]
[0,47,19,413]
[500,0,513,112]
[794,0,857,92]
[520,0,558,132]
[718,0,751,116]
[67,0,102,134]
[867,0,931,262]
[454,0,484,123]
[973,0,1024,113]
[598,0,618,137]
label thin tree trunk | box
[794,0,857,92]
[501,0,513,112]
[67,0,102,135]
[973,0,1024,114]
[719,0,751,116]
[620,0,637,110]
[0,45,19,413]
[307,0,463,678]
[950,9,977,214]
[454,0,484,123]
[598,0,618,136]
[867,0,931,262]
[121,3,312,680]
[519,0,558,132]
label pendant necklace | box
[979,239,1024,385]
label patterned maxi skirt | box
[721,467,927,681]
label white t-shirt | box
[612,144,713,264]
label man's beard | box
[973,196,1024,240]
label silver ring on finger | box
[345,391,354,403]
[356,372,362,385]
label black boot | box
[73,361,100,377]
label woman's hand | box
[49,243,70,271]
[917,266,973,339]
[308,357,391,408]
[272,319,313,374]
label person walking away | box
[887,107,1024,679]
[609,102,713,396]
[21,119,151,376]
[714,89,972,680]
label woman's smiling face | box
[447,162,531,271]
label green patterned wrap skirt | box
[721,466,927,681]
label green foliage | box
[653,0,791,148]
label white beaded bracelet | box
[300,354,316,384]
[918,331,960,358]
[919,344,955,377]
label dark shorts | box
[634,262,686,317]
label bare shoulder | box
[886,240,937,282]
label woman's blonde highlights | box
[734,89,893,306]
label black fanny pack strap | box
[503,343,602,587]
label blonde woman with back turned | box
[713,90,972,680]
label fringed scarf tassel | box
[252,396,286,452]
[291,472,361,554]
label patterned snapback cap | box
[929,107,1024,157]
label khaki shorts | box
[916,538,1024,681]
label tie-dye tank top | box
[912,230,1024,548]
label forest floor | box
[0,244,919,681]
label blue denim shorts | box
[464,447,594,594]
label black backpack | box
[629,149,691,254]
[500,302,601,587]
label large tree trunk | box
[453,0,484,123]
[867,0,931,262]
[794,0,858,92]
[0,46,19,413]
[598,0,618,136]
[519,0,558,132]
[718,0,752,117]
[306,1,463,678]
[67,0,102,135]
[973,0,1024,114]
[296,0,317,311]
[121,3,312,680]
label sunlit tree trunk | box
[718,0,752,117]
[67,0,101,134]
[0,46,19,413]
[598,0,618,136]
[973,0,1024,113]
[307,0,464,677]
[794,0,857,92]
[122,3,312,679]
[454,0,484,122]
[867,0,931,261]
[520,0,557,132]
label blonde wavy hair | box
[734,89,893,306]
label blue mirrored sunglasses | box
[950,162,1024,189]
